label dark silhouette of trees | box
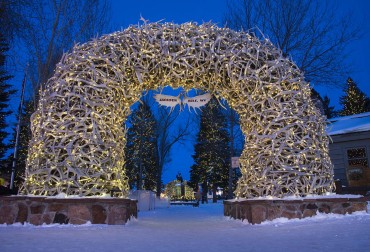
[0,34,15,163]
[322,95,337,119]
[224,0,362,87]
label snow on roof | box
[326,112,370,136]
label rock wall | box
[0,196,137,225]
[224,197,368,224]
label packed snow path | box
[1,202,370,252]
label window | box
[347,147,368,167]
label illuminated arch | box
[22,22,334,198]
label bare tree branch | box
[224,0,363,87]
[154,104,192,197]
[12,0,112,100]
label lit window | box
[347,147,368,167]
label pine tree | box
[339,77,370,116]
[7,100,35,184]
[310,88,325,116]
[0,34,16,163]
[125,100,157,191]
[190,98,230,203]
[322,95,336,119]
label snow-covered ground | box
[1,202,370,252]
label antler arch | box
[23,22,335,198]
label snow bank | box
[1,202,369,252]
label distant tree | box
[0,0,24,42]
[224,0,362,87]
[6,100,34,184]
[4,0,113,180]
[222,103,244,199]
[0,34,16,163]
[190,98,230,203]
[125,100,157,191]
[309,88,338,119]
[322,95,336,119]
[125,90,192,196]
[164,179,195,201]
[310,88,325,116]
[11,0,112,101]
[339,77,370,116]
[154,101,191,198]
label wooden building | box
[327,112,370,193]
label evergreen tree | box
[190,98,230,203]
[339,77,370,116]
[322,95,336,119]
[6,100,35,185]
[0,34,16,163]
[125,100,157,191]
[310,88,325,116]
[164,179,195,201]
[224,105,244,199]
[310,88,338,119]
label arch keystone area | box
[22,22,335,198]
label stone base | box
[0,196,137,225]
[224,196,369,224]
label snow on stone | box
[301,193,363,199]
[18,193,113,199]
[227,193,364,202]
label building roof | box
[326,112,370,136]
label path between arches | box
[1,202,370,251]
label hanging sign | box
[153,94,182,112]
[154,93,211,112]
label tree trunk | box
[202,180,208,204]
[156,175,161,198]
[228,110,235,199]
[156,165,162,198]
[212,184,217,203]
